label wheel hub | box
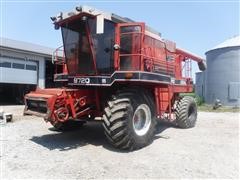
[132,104,151,136]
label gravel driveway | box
[0,105,239,179]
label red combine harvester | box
[24,6,206,150]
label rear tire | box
[175,96,197,128]
[102,89,156,150]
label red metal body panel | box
[112,23,200,118]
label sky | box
[1,0,239,74]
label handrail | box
[52,45,68,76]
[52,45,65,64]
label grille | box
[26,99,48,114]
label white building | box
[0,37,56,103]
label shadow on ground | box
[30,122,107,151]
[30,121,174,152]
[154,121,175,140]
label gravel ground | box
[0,105,239,179]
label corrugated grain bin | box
[204,36,240,106]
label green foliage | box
[179,93,195,97]
[195,95,204,106]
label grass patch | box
[179,93,239,112]
[198,104,240,113]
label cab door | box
[114,23,145,71]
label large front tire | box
[102,89,156,150]
[175,96,197,128]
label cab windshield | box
[61,17,115,75]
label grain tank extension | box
[24,6,206,150]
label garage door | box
[0,57,38,84]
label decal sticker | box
[73,77,90,84]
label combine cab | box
[24,6,206,150]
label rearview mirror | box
[96,14,104,34]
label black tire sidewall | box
[176,96,197,128]
[187,99,197,127]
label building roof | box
[206,35,240,53]
[0,37,55,57]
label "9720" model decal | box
[73,77,90,84]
